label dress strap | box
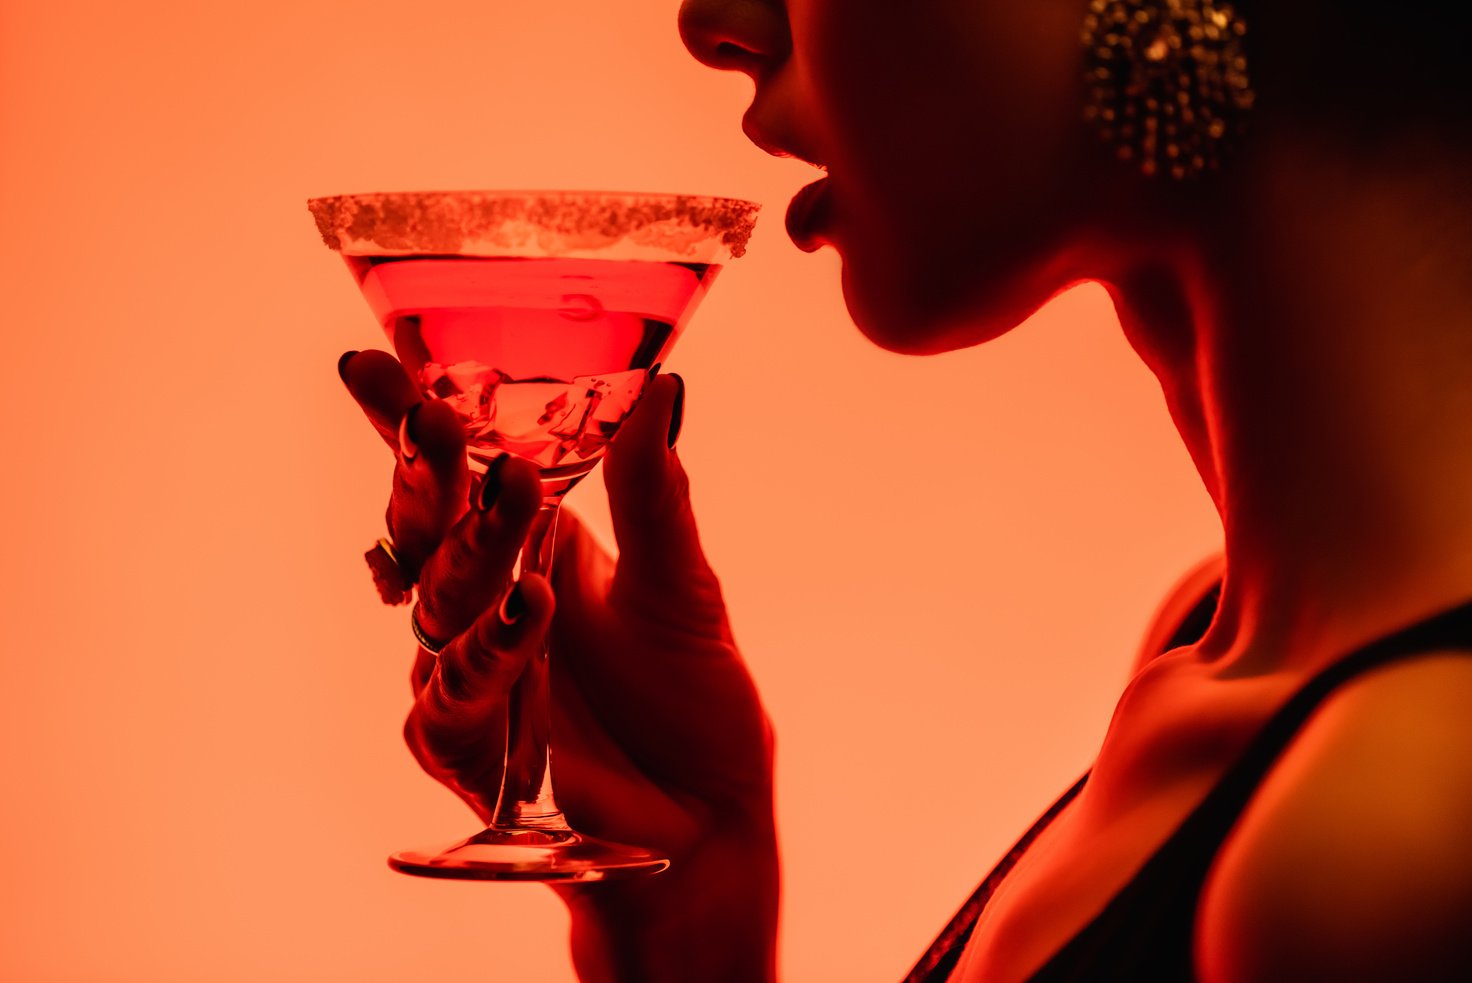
[902,578,1226,982]
[901,771,1090,983]
[1028,595,1472,982]
[1191,596,1472,846]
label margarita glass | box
[309,190,760,880]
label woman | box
[335,1,1472,979]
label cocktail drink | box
[309,191,759,880]
[346,253,716,496]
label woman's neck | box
[1110,128,1472,677]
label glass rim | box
[307,188,762,261]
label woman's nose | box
[677,0,790,79]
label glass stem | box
[490,500,567,831]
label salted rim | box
[307,189,761,260]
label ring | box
[364,536,413,606]
[410,602,451,656]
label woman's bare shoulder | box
[1195,650,1472,983]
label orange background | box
[0,2,1221,980]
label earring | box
[1082,0,1254,180]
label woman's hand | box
[338,350,778,983]
[548,375,778,983]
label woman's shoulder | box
[1194,648,1472,983]
[1131,552,1226,674]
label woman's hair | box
[1243,1,1472,133]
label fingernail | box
[647,361,662,381]
[499,581,527,625]
[398,403,422,463]
[337,350,359,386]
[476,454,511,512]
[667,373,685,450]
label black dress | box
[903,588,1472,982]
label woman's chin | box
[839,260,1017,356]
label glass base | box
[388,826,670,882]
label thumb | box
[602,373,724,618]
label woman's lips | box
[785,177,833,253]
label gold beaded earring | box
[1082,0,1255,179]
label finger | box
[387,399,471,579]
[338,349,474,577]
[601,373,730,636]
[338,349,420,451]
[410,647,435,696]
[406,575,555,784]
[414,455,543,643]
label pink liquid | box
[348,255,718,490]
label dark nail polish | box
[337,350,360,385]
[499,581,527,625]
[399,403,422,463]
[667,373,685,450]
[647,361,662,381]
[477,454,511,511]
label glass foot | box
[388,827,670,882]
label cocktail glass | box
[309,190,760,880]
